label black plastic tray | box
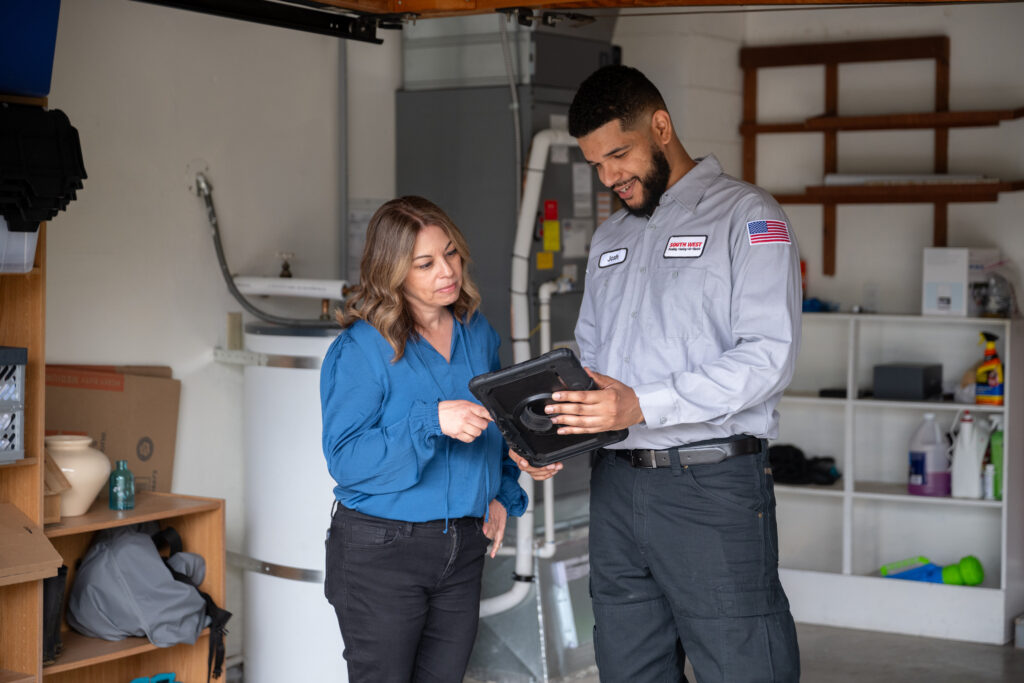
[469,348,627,467]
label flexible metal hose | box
[195,172,339,329]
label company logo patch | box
[599,248,628,268]
[664,235,707,258]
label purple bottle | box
[908,412,951,496]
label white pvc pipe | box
[535,277,574,559]
[479,129,578,618]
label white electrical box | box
[921,247,1001,317]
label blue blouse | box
[320,311,527,522]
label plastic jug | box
[951,410,991,499]
[908,412,950,497]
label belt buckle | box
[632,450,656,468]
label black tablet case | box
[469,348,628,467]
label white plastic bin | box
[0,215,40,273]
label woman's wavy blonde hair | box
[337,196,481,361]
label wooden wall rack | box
[740,36,1024,275]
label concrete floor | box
[566,622,1024,683]
[229,621,1024,682]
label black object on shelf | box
[469,348,628,467]
[873,363,943,401]
[769,444,842,486]
[818,387,873,399]
[0,102,87,232]
[42,564,68,664]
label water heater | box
[241,325,347,682]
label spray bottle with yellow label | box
[975,332,1004,406]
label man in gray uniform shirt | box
[511,65,802,682]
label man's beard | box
[623,146,672,218]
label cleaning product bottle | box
[908,412,950,497]
[989,415,1004,501]
[975,332,1004,406]
[951,410,987,499]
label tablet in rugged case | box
[469,348,628,467]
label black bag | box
[769,444,841,486]
[67,522,231,681]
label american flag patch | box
[746,219,791,245]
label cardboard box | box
[921,247,1001,317]
[45,365,180,493]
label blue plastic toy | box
[879,555,984,586]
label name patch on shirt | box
[746,219,791,245]
[599,248,628,268]
[664,235,707,258]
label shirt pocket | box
[650,265,706,340]
[588,264,632,338]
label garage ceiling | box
[135,0,1016,45]
[315,0,1006,19]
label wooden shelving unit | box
[42,492,224,682]
[1,91,54,676]
[1,93,225,682]
[740,36,1024,275]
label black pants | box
[589,445,801,683]
[324,504,491,682]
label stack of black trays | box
[0,102,87,232]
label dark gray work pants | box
[324,504,491,682]
[589,446,801,683]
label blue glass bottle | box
[108,459,135,511]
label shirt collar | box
[660,154,722,213]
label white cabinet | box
[774,313,1022,644]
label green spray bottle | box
[989,415,1004,501]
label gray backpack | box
[67,523,230,680]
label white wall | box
[612,10,746,172]
[47,0,400,660]
[613,4,1024,314]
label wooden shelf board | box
[0,267,43,278]
[776,180,1023,204]
[45,491,221,538]
[0,670,35,683]
[44,629,210,675]
[807,108,1024,130]
[0,456,38,470]
[743,108,1024,134]
[0,503,61,587]
[853,481,1003,508]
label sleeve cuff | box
[634,381,678,429]
[410,400,443,438]
[498,489,528,518]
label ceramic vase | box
[45,435,111,516]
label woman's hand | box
[438,400,493,443]
[482,498,508,558]
[508,449,563,481]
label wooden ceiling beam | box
[313,0,1010,20]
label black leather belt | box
[608,435,763,468]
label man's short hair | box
[568,65,668,138]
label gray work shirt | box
[575,154,802,449]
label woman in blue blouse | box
[320,196,527,682]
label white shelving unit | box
[774,312,1022,644]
